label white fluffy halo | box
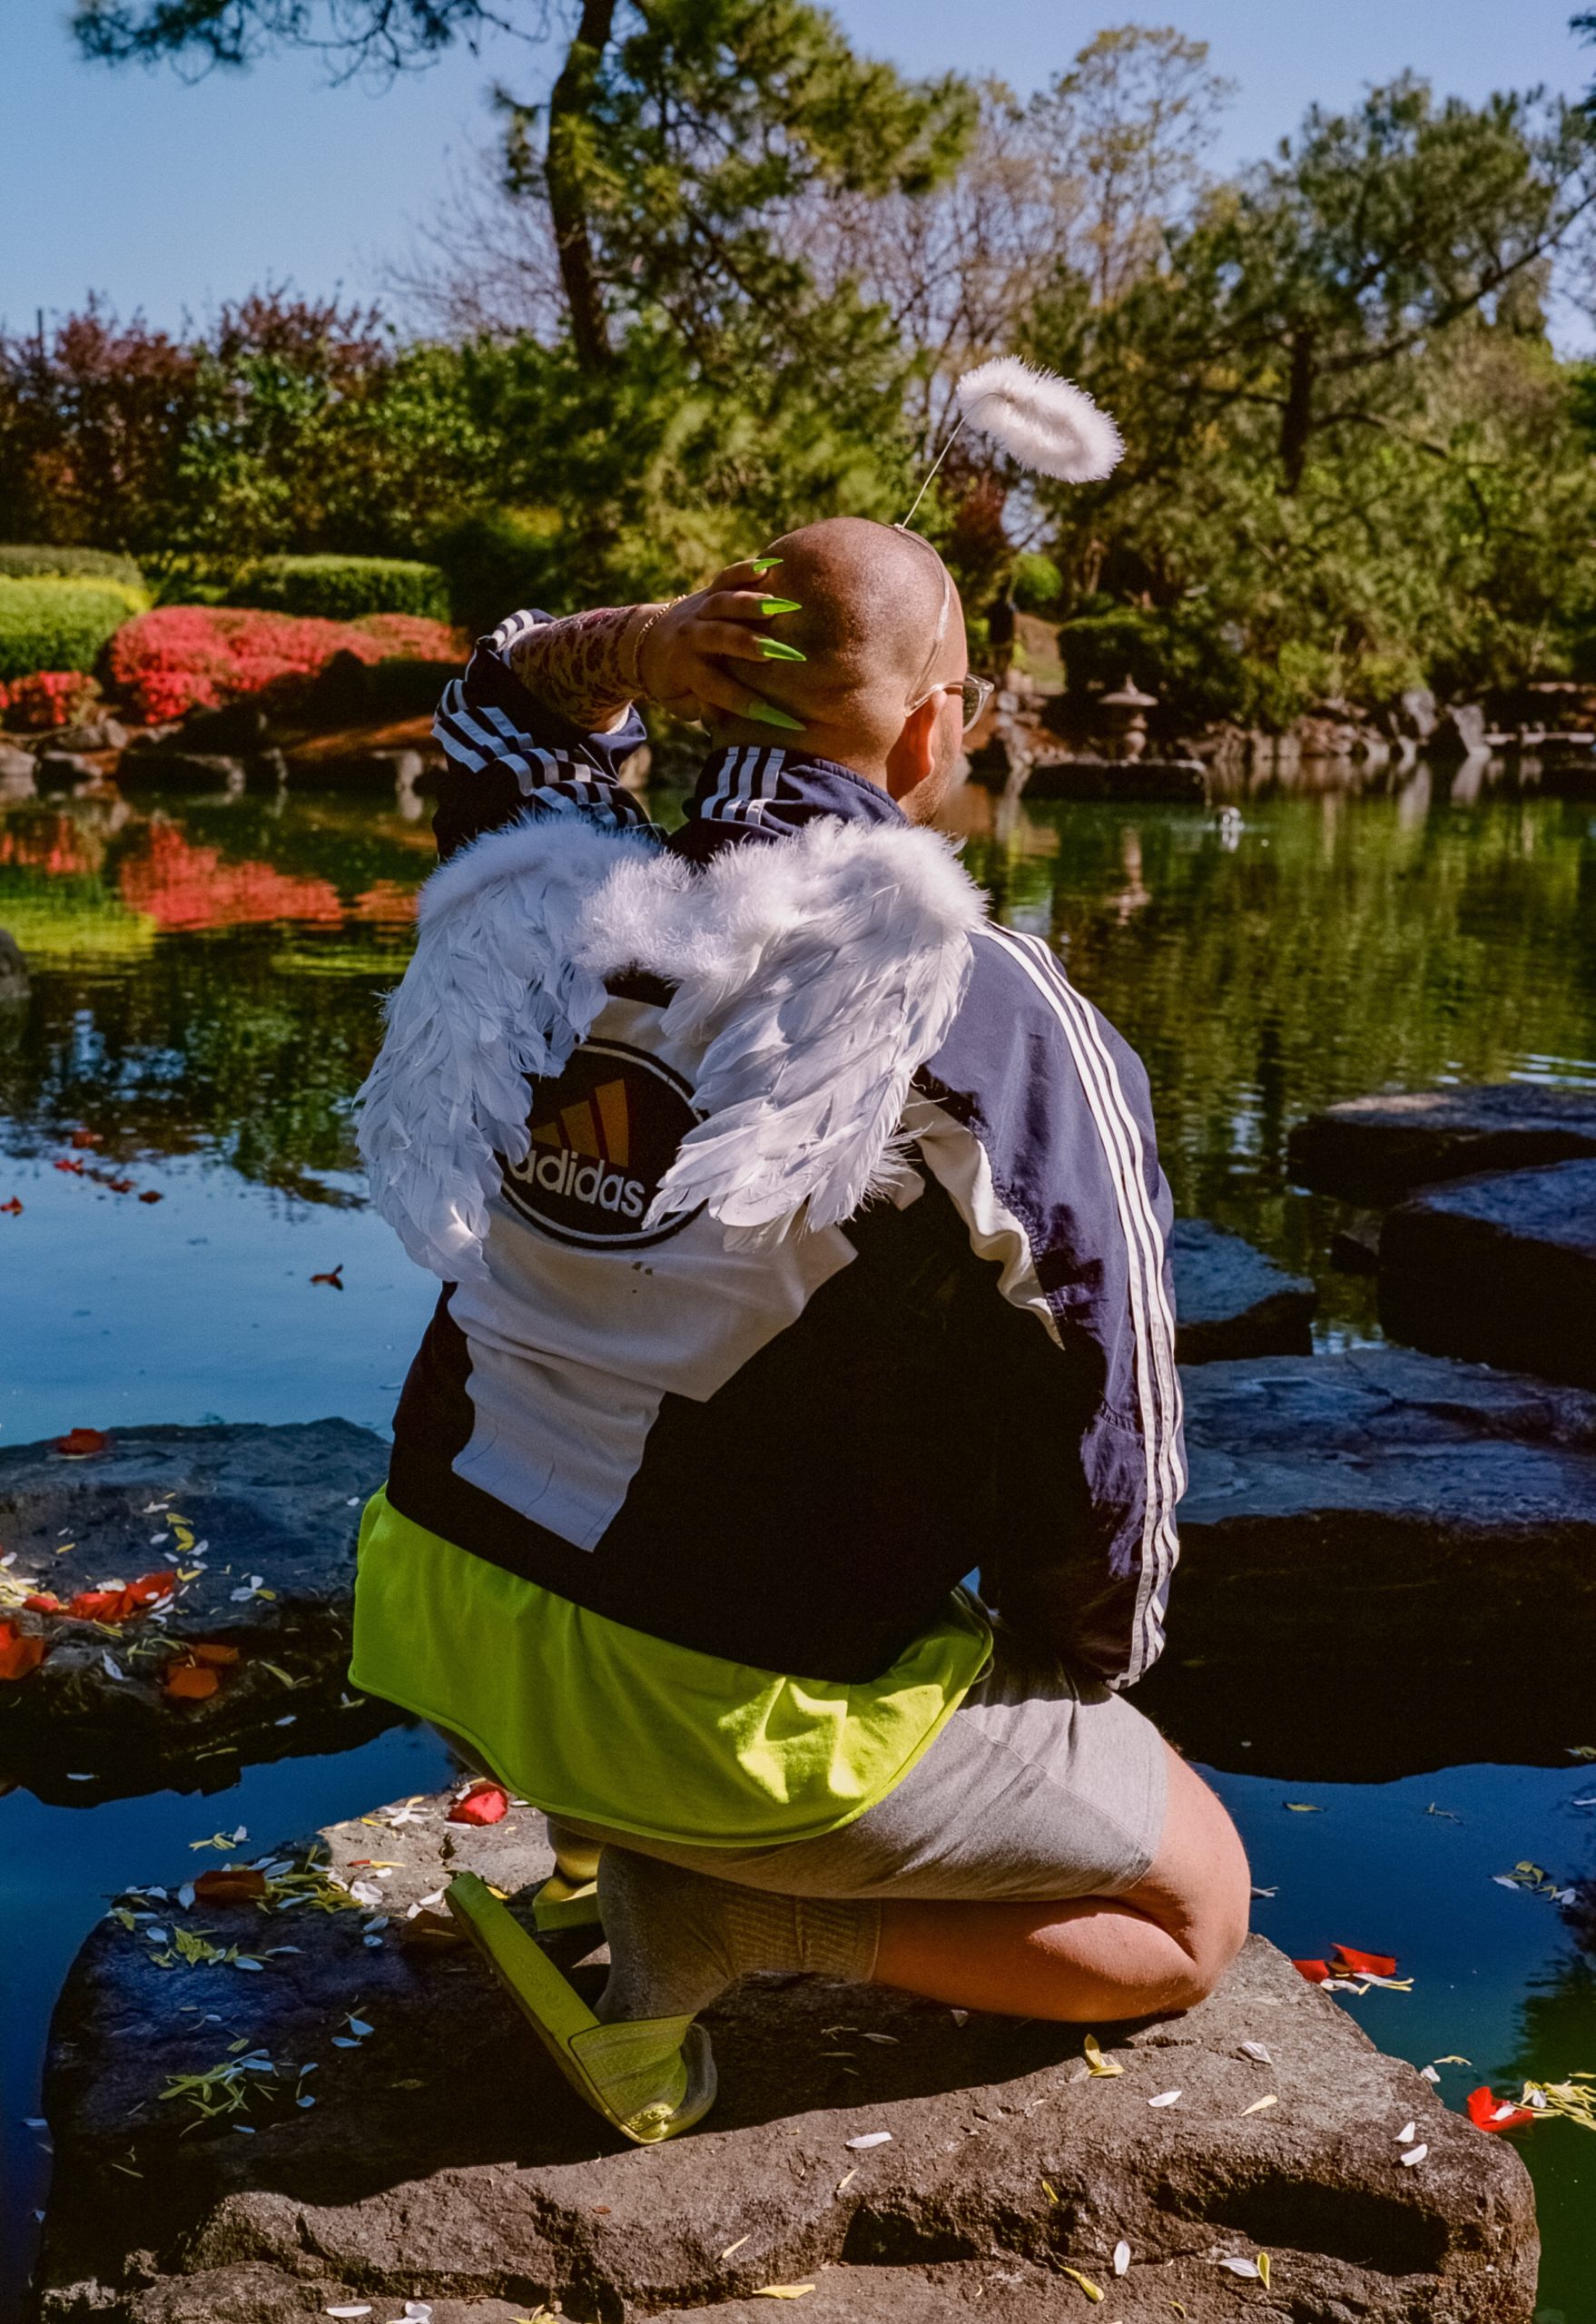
[954,357,1123,483]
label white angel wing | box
[642,820,984,1242]
[355,815,647,1278]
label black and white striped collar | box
[675,745,906,861]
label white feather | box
[955,356,1123,483]
[355,812,986,1276]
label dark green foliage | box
[0,579,144,682]
[432,509,566,639]
[0,544,146,588]
[73,0,494,73]
[227,554,450,622]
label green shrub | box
[0,543,145,590]
[431,509,568,639]
[1011,552,1063,615]
[0,578,147,683]
[228,555,450,624]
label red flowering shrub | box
[0,669,102,730]
[105,606,461,723]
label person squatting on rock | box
[352,517,1251,2142]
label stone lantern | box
[1098,674,1158,763]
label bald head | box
[714,517,965,766]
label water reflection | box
[2,776,1593,1297]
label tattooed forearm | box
[502,605,658,730]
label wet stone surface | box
[1286,1082,1596,1200]
[0,1423,395,1802]
[34,1787,1536,2324]
[1132,1350,1596,1779]
[1168,1220,1316,1364]
[1379,1160,1596,1390]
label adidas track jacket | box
[371,617,1185,1691]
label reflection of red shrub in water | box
[0,815,94,876]
[350,879,419,926]
[0,671,102,731]
[107,606,459,722]
[119,821,342,930]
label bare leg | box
[872,1745,1250,2021]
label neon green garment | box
[350,1489,992,1847]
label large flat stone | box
[0,1423,396,1802]
[1379,1161,1596,1388]
[1286,1083,1596,1199]
[1130,1349,1596,1778]
[1169,1220,1315,1363]
[33,1787,1536,2324]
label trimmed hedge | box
[228,555,450,624]
[0,579,146,684]
[0,543,145,590]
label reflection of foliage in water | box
[964,783,1596,1335]
[0,794,427,1198]
[3,782,1595,1235]
[1503,1950,1596,2324]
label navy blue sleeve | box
[430,608,652,862]
[911,924,1185,1686]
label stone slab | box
[1169,1220,1315,1363]
[1378,1160,1596,1389]
[0,1422,396,1802]
[1129,1349,1596,1778]
[33,1787,1536,2324]
[1286,1083,1596,1199]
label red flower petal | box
[70,1129,102,1147]
[120,1571,178,1612]
[0,1197,22,1215]
[190,1640,241,1667]
[54,1427,111,1459]
[448,1780,509,1827]
[54,1157,84,1175]
[1293,1958,1332,1983]
[1465,2086,1538,2133]
[66,1589,125,1620]
[1332,1945,1398,1978]
[163,1660,219,1701]
[192,1866,267,1904]
[0,1620,47,1680]
[24,1592,62,1614]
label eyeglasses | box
[909,675,995,733]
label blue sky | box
[3,0,1591,335]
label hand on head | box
[635,559,808,731]
[639,519,970,822]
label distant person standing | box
[986,589,1017,687]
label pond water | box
[2,769,1594,2320]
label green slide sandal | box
[532,1867,605,1936]
[446,1872,716,2144]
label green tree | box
[1024,77,1596,721]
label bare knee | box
[1125,1746,1251,2009]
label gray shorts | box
[562,1627,1169,1905]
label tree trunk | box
[546,0,617,373]
[1279,328,1315,495]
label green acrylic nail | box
[757,596,802,616]
[746,699,805,732]
[756,637,807,663]
[749,556,783,575]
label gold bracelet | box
[626,597,684,699]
